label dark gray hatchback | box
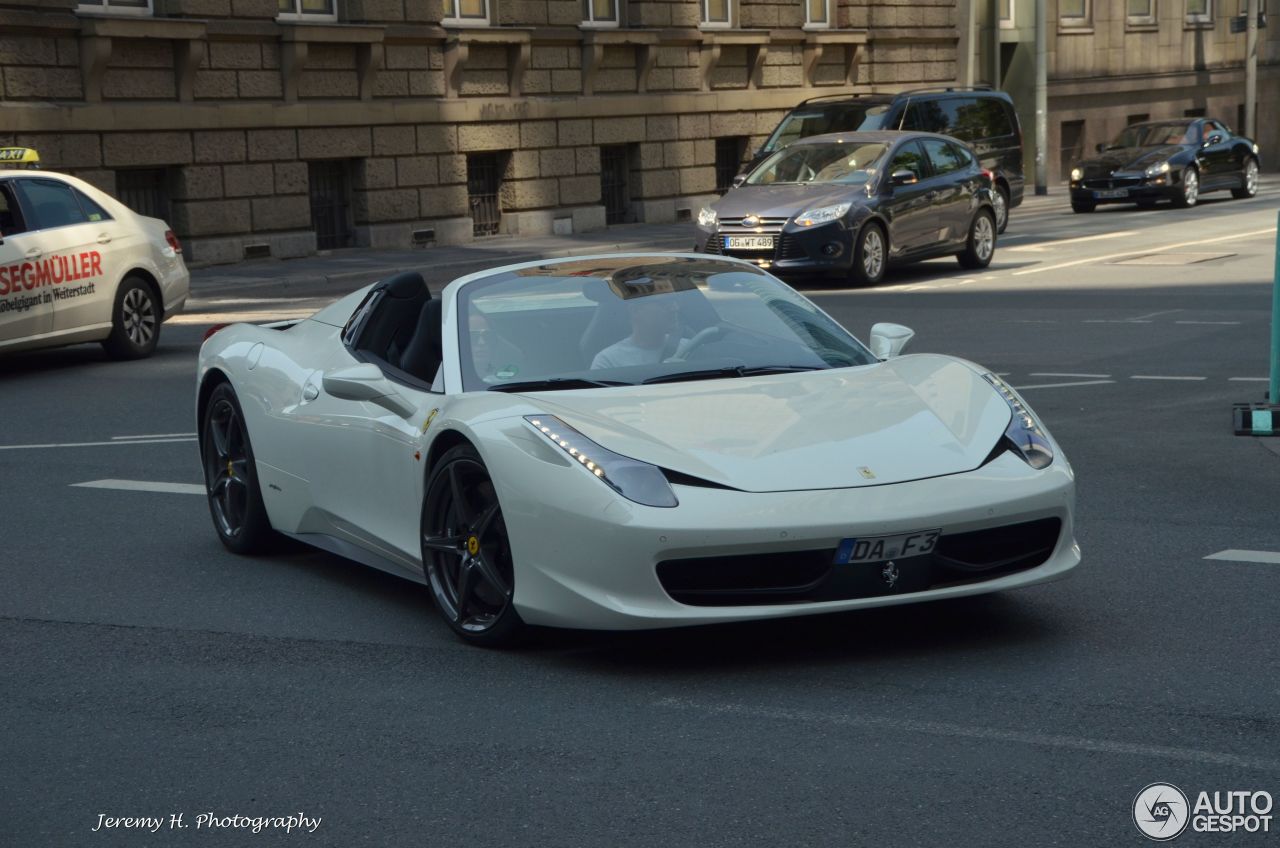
[695,131,997,286]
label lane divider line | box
[1130,375,1207,381]
[0,437,196,451]
[1012,379,1115,390]
[1028,372,1111,379]
[1204,549,1280,565]
[1011,226,1278,276]
[1176,321,1242,325]
[71,479,205,496]
[111,432,197,440]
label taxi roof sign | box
[0,147,41,169]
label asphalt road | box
[3,183,1280,847]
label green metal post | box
[1272,210,1280,404]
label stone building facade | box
[0,0,961,264]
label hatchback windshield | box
[745,142,888,186]
[764,104,892,154]
[1108,122,1197,149]
[456,257,876,392]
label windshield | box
[456,256,877,392]
[763,104,892,154]
[1109,122,1197,149]
[745,142,888,186]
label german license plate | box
[834,530,940,564]
[725,235,774,250]
[1094,188,1128,199]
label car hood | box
[528,354,1011,493]
[713,184,864,220]
[1078,145,1186,175]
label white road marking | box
[1132,309,1182,321]
[1029,372,1111,378]
[654,698,1280,771]
[1130,375,1206,381]
[1083,319,1152,324]
[1011,226,1278,276]
[111,432,197,440]
[72,479,205,495]
[1229,377,1269,382]
[1176,320,1242,325]
[1012,379,1115,390]
[1204,549,1280,565]
[0,437,195,451]
[1004,230,1137,251]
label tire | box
[421,444,525,648]
[1172,166,1199,208]
[849,222,887,286]
[1232,157,1259,199]
[1071,200,1095,214]
[102,276,161,360]
[201,383,275,555]
[956,209,996,270]
[993,183,1010,234]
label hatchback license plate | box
[1094,188,1128,199]
[834,530,940,564]
[725,235,774,250]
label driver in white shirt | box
[591,296,692,369]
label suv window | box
[904,96,1014,143]
[921,138,966,176]
[0,181,27,236]
[14,178,90,230]
[765,103,892,153]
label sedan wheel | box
[957,209,996,270]
[1232,158,1259,199]
[421,445,524,647]
[1174,167,1199,208]
[850,223,887,286]
[202,383,273,554]
[993,185,1009,233]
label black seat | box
[578,279,630,364]
[399,298,444,382]
[357,271,428,365]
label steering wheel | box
[664,325,725,363]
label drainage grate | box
[1111,252,1236,266]
[467,152,504,237]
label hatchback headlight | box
[982,374,1054,470]
[794,203,851,228]
[1070,167,1083,181]
[1144,161,1171,178]
[697,207,717,227]
[525,415,678,508]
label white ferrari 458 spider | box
[197,254,1079,646]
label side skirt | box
[279,530,428,586]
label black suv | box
[751,87,1023,232]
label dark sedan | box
[695,131,997,285]
[1069,118,1260,212]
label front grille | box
[1081,177,1142,189]
[717,216,788,233]
[656,517,1063,607]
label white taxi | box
[0,148,189,358]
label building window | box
[999,0,1015,27]
[1127,113,1150,124]
[444,0,490,24]
[467,153,505,237]
[805,0,831,28]
[583,0,619,26]
[714,138,747,193]
[1060,0,1091,26]
[308,161,353,251]
[1059,119,1085,183]
[1186,0,1213,22]
[277,0,336,20]
[1127,0,1157,24]
[701,0,730,27]
[600,146,634,225]
[116,169,171,221]
[76,0,152,16]
[1184,106,1207,117]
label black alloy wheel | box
[957,209,996,270]
[421,444,524,647]
[202,383,273,554]
[102,276,161,360]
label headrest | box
[380,270,429,300]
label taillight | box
[203,323,230,341]
[165,229,183,253]
[981,169,995,184]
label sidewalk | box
[188,222,695,300]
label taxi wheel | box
[957,209,996,270]
[102,276,160,360]
[202,383,274,555]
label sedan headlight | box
[525,415,678,507]
[1069,167,1083,181]
[982,374,1054,470]
[697,207,717,227]
[794,203,851,228]
[1144,161,1171,178]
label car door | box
[0,177,54,348]
[1199,120,1235,189]
[880,140,933,256]
[919,138,972,245]
[12,176,122,335]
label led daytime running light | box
[982,374,1054,469]
[525,415,677,506]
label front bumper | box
[694,221,855,274]
[1070,173,1182,205]
[491,431,1079,630]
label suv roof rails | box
[797,92,890,106]
[894,85,996,98]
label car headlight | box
[1144,161,1171,178]
[981,374,1054,470]
[1252,142,1260,154]
[525,415,678,507]
[1070,167,1083,181]
[794,203,851,228]
[697,207,717,227]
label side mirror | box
[1095,142,1107,153]
[869,322,915,359]
[731,174,747,188]
[1206,133,1224,146]
[890,170,918,187]
[322,363,416,418]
